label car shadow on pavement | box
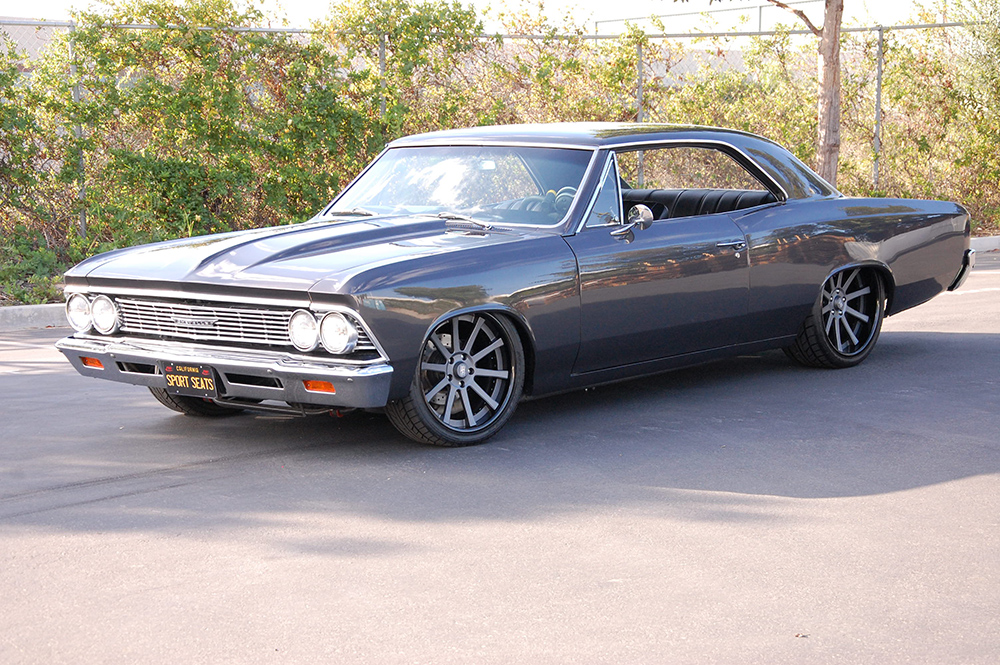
[1,330,997,535]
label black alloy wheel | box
[386,312,525,446]
[785,267,885,368]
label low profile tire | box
[784,267,886,369]
[148,387,242,417]
[385,312,525,447]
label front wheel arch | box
[386,309,527,446]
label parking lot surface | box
[1,263,998,664]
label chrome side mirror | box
[611,204,655,243]
[627,204,654,230]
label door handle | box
[717,240,747,251]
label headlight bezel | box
[319,311,359,355]
[288,309,320,352]
[90,295,121,335]
[66,293,93,332]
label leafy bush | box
[1,0,997,305]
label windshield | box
[327,145,594,226]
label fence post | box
[68,22,86,238]
[873,26,884,190]
[636,40,645,186]
[378,33,386,118]
[636,40,644,122]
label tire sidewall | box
[815,269,885,368]
[407,313,525,446]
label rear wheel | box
[386,312,525,446]
[785,267,885,368]
[148,387,242,417]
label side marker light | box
[80,356,104,369]
[303,380,336,394]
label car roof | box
[387,122,774,149]
[387,123,837,200]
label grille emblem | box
[171,315,218,328]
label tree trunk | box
[816,0,843,187]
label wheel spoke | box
[846,286,871,301]
[844,305,869,323]
[443,385,458,424]
[452,317,461,352]
[825,311,835,334]
[472,337,504,362]
[474,368,510,379]
[463,317,484,354]
[834,315,843,351]
[460,387,477,427]
[842,269,859,291]
[429,333,450,358]
[468,379,499,410]
[421,362,447,373]
[424,376,449,403]
[842,318,859,346]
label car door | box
[565,151,750,374]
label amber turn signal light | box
[80,356,104,369]
[303,380,336,394]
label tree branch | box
[764,0,823,36]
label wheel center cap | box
[454,362,469,379]
[834,295,847,312]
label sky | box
[6,0,948,32]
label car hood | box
[71,215,544,295]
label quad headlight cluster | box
[66,293,121,334]
[288,309,359,355]
[66,294,360,356]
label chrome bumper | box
[948,248,976,291]
[56,334,393,409]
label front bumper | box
[56,334,393,409]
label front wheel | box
[386,312,525,446]
[785,267,886,369]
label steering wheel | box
[554,186,577,214]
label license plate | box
[162,362,219,398]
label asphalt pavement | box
[1,261,998,663]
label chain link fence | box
[0,17,974,239]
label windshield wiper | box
[325,207,376,217]
[436,212,493,231]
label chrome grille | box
[116,298,377,353]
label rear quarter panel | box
[734,197,969,341]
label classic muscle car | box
[56,123,975,446]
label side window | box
[584,156,622,228]
[617,146,767,191]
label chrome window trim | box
[602,138,790,202]
[574,152,624,233]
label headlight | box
[288,309,319,351]
[90,295,120,334]
[66,294,92,332]
[320,312,358,354]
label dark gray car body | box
[57,123,971,408]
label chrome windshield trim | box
[324,145,602,231]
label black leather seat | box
[622,188,777,220]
